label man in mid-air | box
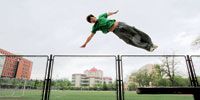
[81,10,158,52]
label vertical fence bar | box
[120,56,125,100]
[186,55,197,87]
[117,55,122,100]
[42,56,50,100]
[186,55,200,100]
[44,54,53,100]
[47,55,55,100]
[189,55,200,100]
[115,56,119,100]
[189,56,199,86]
[185,56,193,86]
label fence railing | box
[0,54,199,100]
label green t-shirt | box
[91,13,116,34]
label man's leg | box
[113,23,151,51]
[113,30,134,45]
[131,36,151,50]
[118,22,152,51]
[131,27,158,51]
[131,26,153,46]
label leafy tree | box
[135,70,151,87]
[173,76,190,86]
[149,64,162,86]
[34,79,43,89]
[103,82,108,90]
[94,83,103,90]
[52,79,71,90]
[197,77,200,83]
[128,83,137,91]
[107,83,115,90]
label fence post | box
[44,54,53,100]
[186,55,198,87]
[187,55,200,100]
[186,55,200,100]
[189,56,199,86]
[115,56,119,100]
[117,55,124,100]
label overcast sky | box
[0,0,200,80]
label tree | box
[135,70,151,87]
[160,56,178,86]
[52,79,71,90]
[192,35,200,49]
[128,59,189,88]
[128,83,137,91]
[34,80,40,89]
[102,82,108,90]
[197,77,200,83]
[150,64,165,86]
[173,76,190,86]
[94,83,103,90]
[107,83,115,90]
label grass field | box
[0,90,194,100]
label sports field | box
[0,90,194,100]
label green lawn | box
[0,90,194,100]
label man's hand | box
[80,44,86,48]
[114,10,119,14]
[80,33,94,48]
[108,10,119,16]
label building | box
[72,67,112,87]
[84,67,103,87]
[126,64,156,90]
[103,77,112,84]
[72,74,89,87]
[138,64,156,74]
[84,67,103,79]
[0,48,33,80]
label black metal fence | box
[0,54,199,100]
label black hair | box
[86,14,94,23]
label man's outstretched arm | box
[80,33,95,48]
[107,10,119,16]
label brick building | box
[0,48,32,80]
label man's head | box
[86,14,97,23]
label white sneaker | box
[149,44,158,52]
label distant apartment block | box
[0,48,33,80]
[72,67,112,87]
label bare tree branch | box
[192,35,200,49]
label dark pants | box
[113,22,153,51]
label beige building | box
[72,74,89,87]
[126,64,156,90]
[103,77,112,84]
[72,67,112,87]
[138,64,156,74]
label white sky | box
[0,0,200,80]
